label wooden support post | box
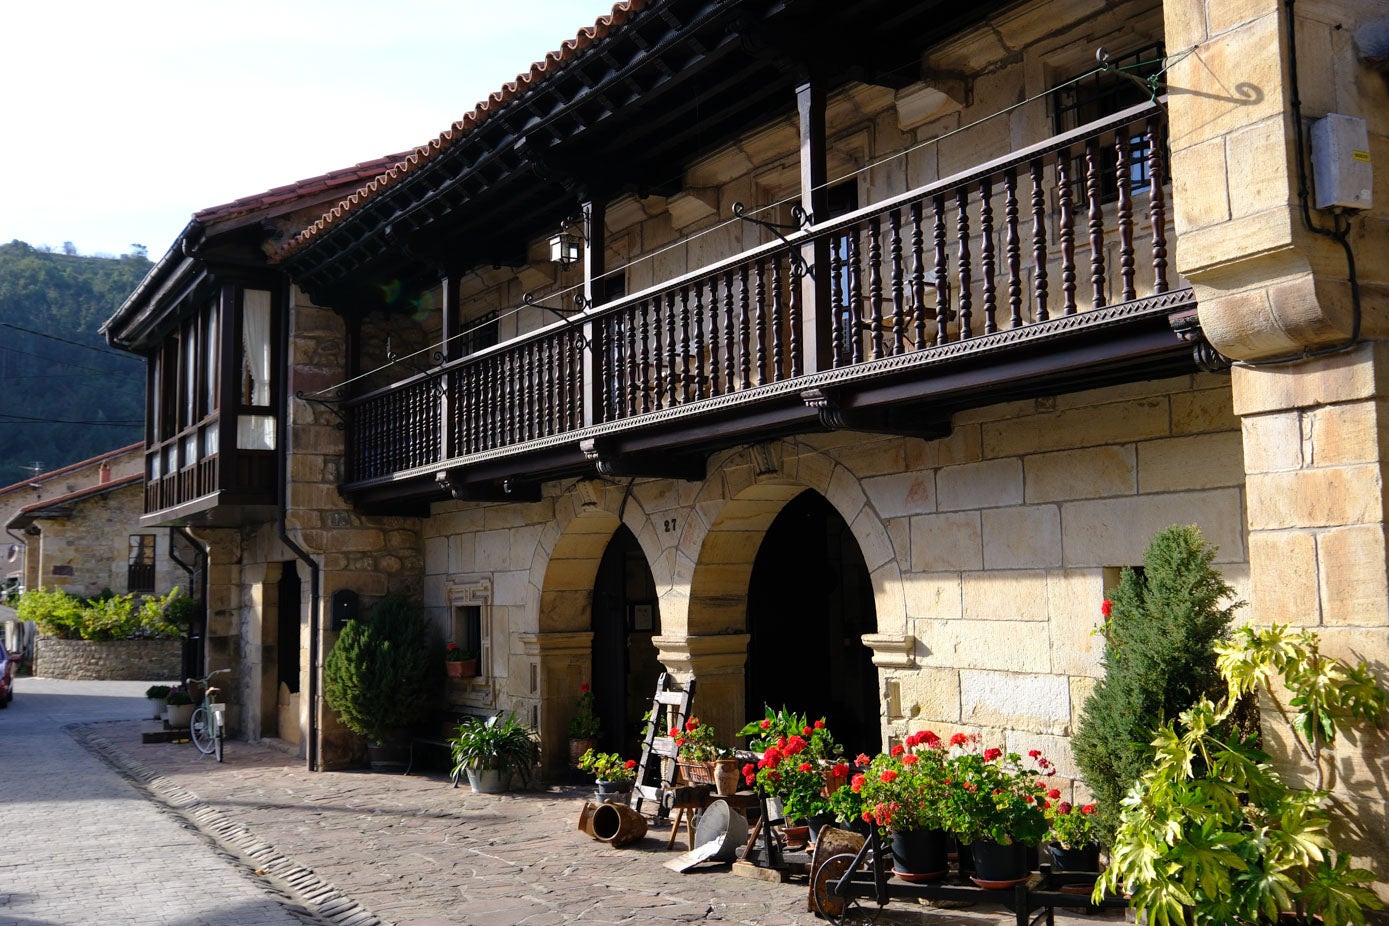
[797,77,832,374]
[581,198,606,428]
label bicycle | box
[188,668,231,762]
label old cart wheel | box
[812,852,859,922]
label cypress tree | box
[323,594,432,743]
[1071,525,1241,838]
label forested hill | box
[0,240,151,485]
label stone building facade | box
[105,0,1387,896]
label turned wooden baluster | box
[569,330,583,430]
[868,216,884,359]
[708,277,722,396]
[1057,150,1077,315]
[910,200,927,350]
[1085,138,1107,309]
[770,254,785,380]
[1148,116,1169,294]
[1031,159,1049,322]
[933,194,949,345]
[956,188,973,339]
[666,291,679,406]
[1116,129,1136,302]
[830,229,845,365]
[738,266,751,389]
[849,228,864,364]
[639,299,652,414]
[679,286,692,403]
[627,307,640,416]
[889,208,905,355]
[723,271,736,395]
[692,283,705,401]
[753,259,767,386]
[979,177,998,335]
[790,256,803,377]
[1005,168,1027,331]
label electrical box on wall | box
[1311,113,1373,211]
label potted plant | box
[850,730,953,879]
[567,682,600,765]
[1045,800,1102,874]
[322,594,432,769]
[449,713,541,794]
[577,748,637,797]
[1099,624,1386,926]
[145,684,172,720]
[670,716,723,785]
[943,736,1053,887]
[444,643,477,679]
[164,685,195,728]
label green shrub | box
[16,587,193,641]
[1071,525,1241,839]
[323,594,432,743]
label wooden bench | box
[406,709,500,785]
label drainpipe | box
[169,526,208,684]
[274,282,323,772]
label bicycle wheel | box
[190,706,216,754]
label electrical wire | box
[301,44,1199,400]
[0,322,137,360]
[0,412,141,426]
[0,343,143,381]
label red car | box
[0,639,16,707]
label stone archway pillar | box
[654,632,751,751]
[519,630,594,774]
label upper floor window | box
[1052,43,1166,201]
[458,309,500,357]
[237,289,276,450]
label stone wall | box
[420,370,1247,781]
[35,635,182,681]
[34,483,175,599]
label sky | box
[1,1,619,259]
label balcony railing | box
[344,99,1184,488]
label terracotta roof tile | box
[0,443,143,500]
[193,152,412,228]
[272,0,644,263]
[7,473,144,529]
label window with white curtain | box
[237,288,276,450]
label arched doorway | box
[745,490,879,756]
[591,525,661,757]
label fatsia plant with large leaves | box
[1098,625,1385,926]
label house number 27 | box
[663,518,678,533]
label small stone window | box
[128,534,156,593]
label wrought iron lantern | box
[548,228,581,266]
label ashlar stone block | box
[960,670,1071,736]
[910,511,983,572]
[982,506,1062,569]
[1025,445,1136,503]
[960,569,1049,622]
[915,617,1051,673]
[937,458,1023,511]
[1062,489,1246,567]
[863,471,936,519]
[1137,431,1246,493]
[1317,525,1389,627]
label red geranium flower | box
[685,718,700,732]
[1058,801,1073,815]
[1028,749,1041,758]
[580,682,590,694]
[855,753,871,767]
[1048,788,1061,800]
[832,762,851,777]
[949,733,969,747]
[1081,804,1096,815]
[798,762,813,773]
[880,770,898,783]
[624,759,636,770]
[891,744,905,757]
[851,773,866,792]
[759,719,771,730]
[669,727,678,737]
[803,726,813,736]
[983,747,1002,762]
[813,719,825,729]
[901,754,919,766]
[1101,598,1113,617]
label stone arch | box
[668,440,909,745]
[528,481,665,771]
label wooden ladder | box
[629,671,695,820]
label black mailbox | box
[331,589,360,630]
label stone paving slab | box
[79,720,1121,926]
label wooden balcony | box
[143,416,277,526]
[342,100,1203,506]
